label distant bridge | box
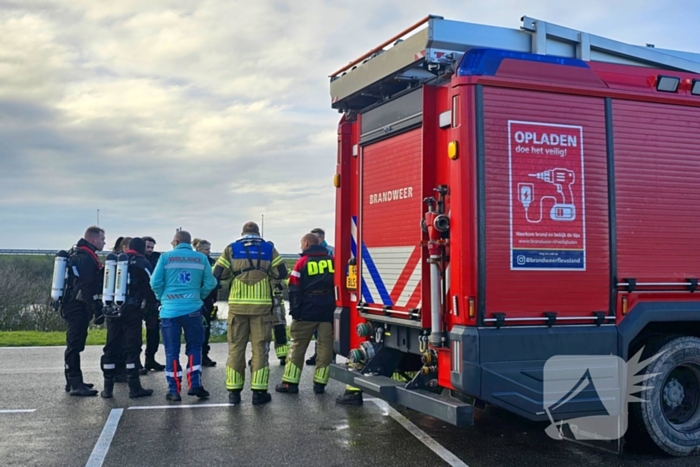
[0,249,298,261]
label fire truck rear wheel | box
[633,336,700,457]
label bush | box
[0,256,66,331]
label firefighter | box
[57,226,106,396]
[305,228,335,366]
[193,238,219,367]
[271,279,289,365]
[100,238,156,399]
[213,222,288,405]
[109,236,131,383]
[140,236,165,374]
[275,233,335,395]
[246,279,287,367]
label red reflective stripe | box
[174,360,181,394]
[406,282,422,309]
[390,247,421,303]
[289,256,309,286]
[187,354,193,388]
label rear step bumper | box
[330,363,474,426]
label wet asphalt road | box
[0,343,697,467]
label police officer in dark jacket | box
[100,238,156,399]
[140,236,165,373]
[61,226,106,396]
[276,233,335,395]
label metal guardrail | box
[0,249,298,261]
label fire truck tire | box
[631,335,700,457]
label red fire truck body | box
[328,15,700,456]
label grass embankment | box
[0,329,108,347]
[0,327,230,347]
[0,323,301,347]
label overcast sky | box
[0,0,697,253]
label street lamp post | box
[261,214,265,238]
[97,209,100,227]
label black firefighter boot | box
[101,376,114,399]
[252,390,272,405]
[65,372,94,392]
[202,354,217,367]
[228,390,241,405]
[127,374,153,399]
[306,344,317,365]
[68,375,98,397]
[144,357,165,372]
[335,389,363,406]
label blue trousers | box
[161,309,204,394]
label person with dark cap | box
[140,236,165,374]
[108,236,129,383]
[100,238,157,399]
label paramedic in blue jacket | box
[150,230,218,402]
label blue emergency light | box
[457,48,589,77]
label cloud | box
[0,0,697,252]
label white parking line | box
[0,409,36,413]
[369,399,469,467]
[86,408,123,467]
[128,403,234,410]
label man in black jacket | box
[140,236,165,373]
[61,226,106,396]
[275,233,335,395]
[100,238,156,399]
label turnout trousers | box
[202,304,214,358]
[144,314,160,361]
[161,309,205,395]
[226,313,272,392]
[282,321,333,385]
[101,306,143,377]
[271,295,289,361]
[63,303,92,379]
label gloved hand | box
[210,305,218,320]
[93,302,105,325]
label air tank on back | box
[51,250,70,302]
[102,253,118,305]
[114,253,129,306]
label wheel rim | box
[661,364,700,431]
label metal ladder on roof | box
[330,15,700,111]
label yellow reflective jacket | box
[213,236,288,315]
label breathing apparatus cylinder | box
[102,253,118,305]
[51,250,70,302]
[114,253,129,306]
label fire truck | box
[328,15,700,456]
